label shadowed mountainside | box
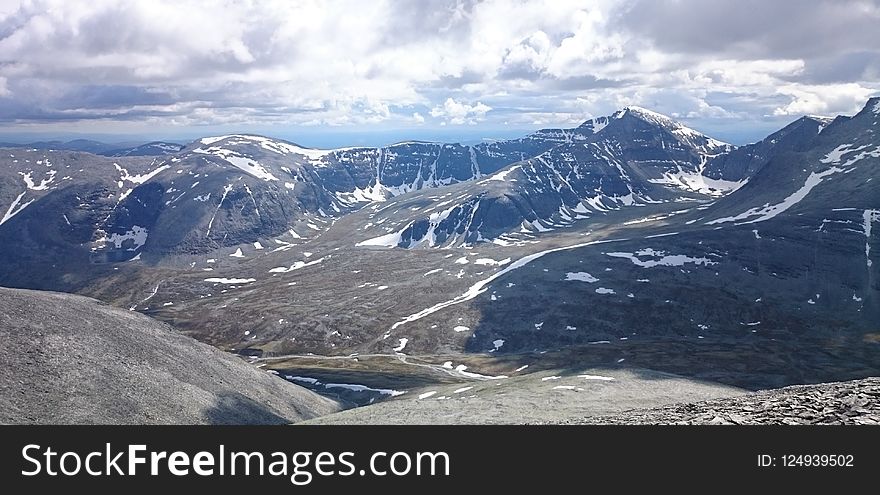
[0,287,340,424]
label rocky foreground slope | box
[558,377,880,425]
[0,287,340,424]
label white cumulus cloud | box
[430,98,492,125]
[0,0,876,144]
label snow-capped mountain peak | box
[621,105,673,122]
[618,105,731,152]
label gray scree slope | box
[0,287,340,424]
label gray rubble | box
[557,378,880,425]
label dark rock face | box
[355,106,739,247]
[568,378,880,425]
[0,150,159,289]
[311,130,583,199]
[703,98,878,225]
[704,115,837,182]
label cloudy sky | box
[0,0,878,147]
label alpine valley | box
[1,99,878,424]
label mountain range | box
[1,97,878,423]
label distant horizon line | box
[1,96,876,150]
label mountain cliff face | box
[353,106,737,248]
[703,115,837,182]
[0,107,736,280]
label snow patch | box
[649,170,744,197]
[204,277,256,284]
[114,163,170,185]
[21,170,56,190]
[454,364,507,380]
[864,209,879,268]
[106,226,148,251]
[268,256,325,273]
[606,248,715,268]
[564,272,599,283]
[707,167,843,225]
[192,145,277,181]
[356,230,403,248]
[474,257,511,266]
[578,374,615,381]
[484,165,520,182]
[392,338,409,353]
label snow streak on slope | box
[114,162,170,185]
[706,167,842,225]
[204,277,257,284]
[2,166,69,226]
[0,191,34,226]
[707,143,880,226]
[819,143,880,168]
[865,209,879,268]
[205,184,234,237]
[578,115,612,134]
[193,141,278,181]
[389,237,629,331]
[268,257,326,273]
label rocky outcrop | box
[566,378,880,425]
